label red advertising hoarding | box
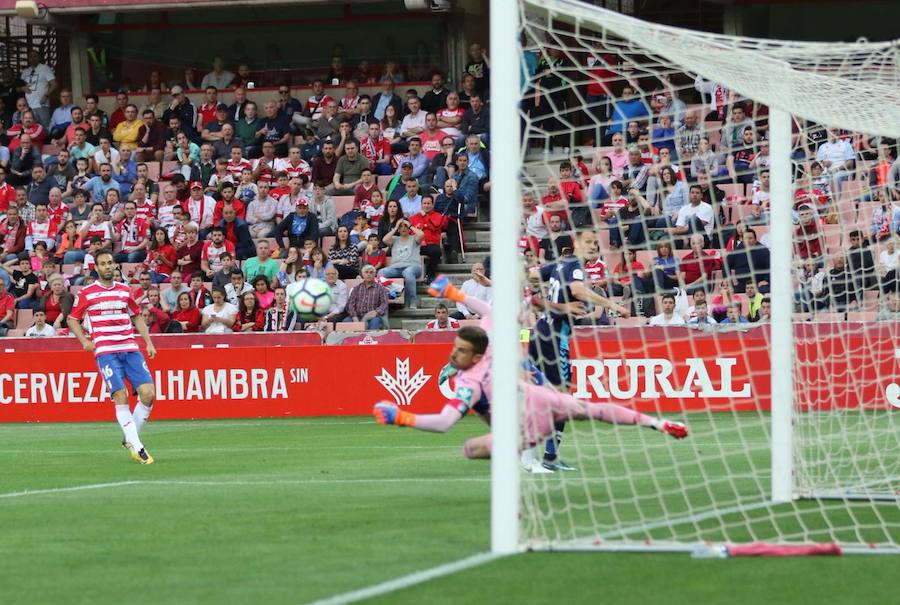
[1,324,896,422]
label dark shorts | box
[528,316,572,388]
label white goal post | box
[489,0,900,555]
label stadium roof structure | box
[0,0,357,15]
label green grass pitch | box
[0,416,898,605]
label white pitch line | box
[302,552,500,605]
[0,480,140,500]
[0,477,492,500]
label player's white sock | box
[132,403,152,435]
[520,447,536,467]
[116,404,144,451]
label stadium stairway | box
[390,201,491,331]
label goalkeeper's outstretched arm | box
[373,402,465,433]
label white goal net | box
[508,0,900,553]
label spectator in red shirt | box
[409,194,448,282]
[235,290,264,332]
[679,233,722,294]
[360,234,386,270]
[795,204,824,260]
[418,113,448,161]
[147,227,177,283]
[0,279,16,335]
[176,223,203,281]
[171,291,201,333]
[7,110,45,152]
[41,272,73,330]
[1,205,27,262]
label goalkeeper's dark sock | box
[543,421,566,462]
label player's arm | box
[67,315,94,353]
[373,402,464,433]
[570,281,630,316]
[132,313,157,359]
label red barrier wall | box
[1,324,896,422]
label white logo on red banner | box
[375,358,431,406]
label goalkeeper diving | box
[373,276,688,458]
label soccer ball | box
[286,278,333,318]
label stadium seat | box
[616,316,647,327]
[333,196,355,217]
[705,121,722,148]
[336,330,411,345]
[377,175,393,190]
[848,311,878,321]
[5,328,26,337]
[812,312,846,322]
[15,309,34,330]
[145,163,161,181]
[335,322,365,332]
[161,161,178,176]
[457,319,481,327]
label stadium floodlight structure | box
[490,0,900,555]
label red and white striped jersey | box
[283,159,311,179]
[584,258,607,285]
[27,219,58,243]
[69,281,142,357]
[227,157,253,180]
[134,198,157,223]
[46,202,67,227]
[83,221,113,245]
[116,217,151,248]
[426,317,460,331]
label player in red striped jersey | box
[67,250,158,464]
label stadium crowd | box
[519,54,900,327]
[1,43,899,339]
[0,47,495,338]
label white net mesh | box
[514,0,900,552]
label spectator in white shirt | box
[200,57,235,90]
[450,262,492,320]
[20,50,57,126]
[879,235,899,294]
[201,288,238,333]
[25,309,57,337]
[398,96,426,150]
[649,293,687,326]
[687,299,716,326]
[815,128,855,195]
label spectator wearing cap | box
[393,137,428,180]
[162,86,198,139]
[387,162,417,202]
[271,198,320,252]
[184,181,216,232]
[345,264,388,329]
[135,109,167,163]
[202,103,232,142]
